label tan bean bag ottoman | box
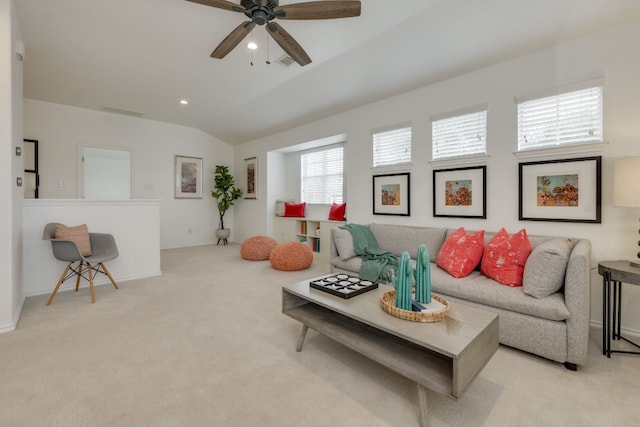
[270,241,313,271]
[240,235,278,261]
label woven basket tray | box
[380,290,449,323]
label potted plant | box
[212,165,242,245]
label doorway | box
[80,146,132,199]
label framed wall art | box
[175,155,202,199]
[244,156,258,199]
[518,156,601,223]
[373,173,410,216]
[433,166,486,218]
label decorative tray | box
[380,290,449,322]
[309,274,378,299]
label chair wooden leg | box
[100,262,119,289]
[47,263,72,305]
[75,261,83,292]
[87,262,96,304]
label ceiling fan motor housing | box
[252,10,269,25]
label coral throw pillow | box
[328,203,347,221]
[55,224,92,257]
[284,202,306,217]
[436,227,485,278]
[481,228,532,287]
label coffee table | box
[282,275,499,427]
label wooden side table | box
[598,260,640,357]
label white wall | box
[23,99,237,249]
[0,0,24,333]
[234,20,640,334]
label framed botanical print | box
[519,156,601,223]
[433,166,486,218]
[373,173,410,216]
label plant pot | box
[215,228,231,245]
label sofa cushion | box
[436,228,484,278]
[369,223,447,262]
[328,203,347,221]
[481,228,532,287]
[431,266,570,321]
[523,238,572,298]
[333,228,357,261]
[330,256,363,274]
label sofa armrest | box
[563,239,591,365]
[329,228,339,260]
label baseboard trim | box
[589,320,640,340]
[24,270,163,298]
[0,295,26,334]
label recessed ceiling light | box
[247,41,258,50]
[180,99,189,105]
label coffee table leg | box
[417,383,429,427]
[296,324,309,352]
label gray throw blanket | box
[340,224,398,282]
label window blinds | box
[432,110,487,160]
[300,146,344,204]
[372,127,412,167]
[517,86,603,150]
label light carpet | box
[1,244,640,426]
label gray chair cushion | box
[522,238,572,298]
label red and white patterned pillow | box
[436,227,485,278]
[481,228,532,287]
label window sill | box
[513,142,608,161]
[429,154,489,169]
[370,162,414,173]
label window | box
[300,145,343,204]
[517,85,603,150]
[372,126,411,167]
[432,108,487,160]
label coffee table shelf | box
[284,302,454,396]
[282,276,498,426]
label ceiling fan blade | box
[211,21,256,59]
[266,22,311,66]
[185,0,245,13]
[274,1,361,20]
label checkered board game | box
[309,274,378,299]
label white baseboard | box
[590,320,640,340]
[24,270,162,298]
[0,295,26,334]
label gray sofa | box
[329,223,591,370]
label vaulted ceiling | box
[15,0,640,145]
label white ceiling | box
[15,0,640,145]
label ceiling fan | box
[186,1,362,66]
